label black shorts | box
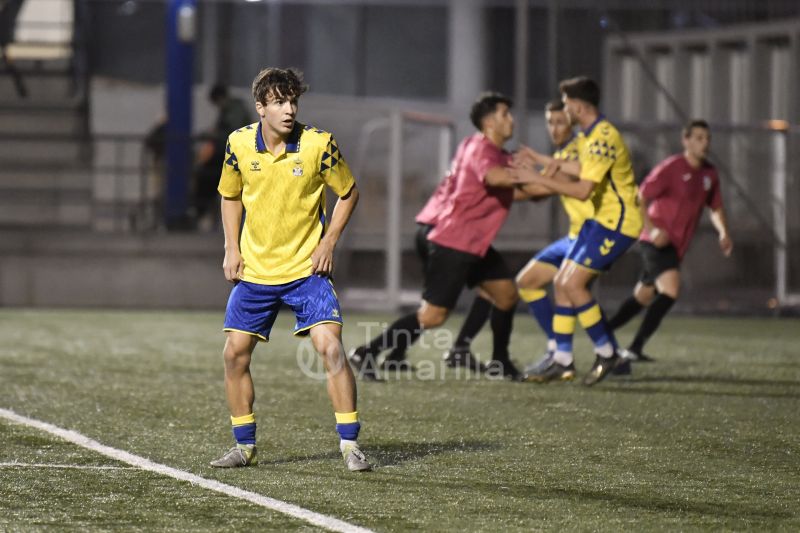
[415,223,433,269]
[422,242,512,309]
[638,241,680,285]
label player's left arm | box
[710,207,733,257]
[311,184,359,275]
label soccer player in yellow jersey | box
[209,68,370,471]
[514,76,642,386]
[513,100,594,381]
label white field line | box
[0,462,134,470]
[0,408,374,533]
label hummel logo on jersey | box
[250,160,261,172]
[682,173,691,181]
[599,238,615,256]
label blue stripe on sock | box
[336,421,360,441]
[232,423,256,445]
[528,298,554,339]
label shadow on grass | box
[367,439,499,467]
[601,375,800,399]
[263,439,498,467]
[365,474,793,523]
[632,375,800,387]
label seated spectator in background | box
[195,83,251,230]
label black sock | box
[366,313,421,355]
[490,307,515,361]
[608,296,644,330]
[629,294,675,354]
[453,296,491,349]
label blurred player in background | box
[210,67,370,472]
[609,120,733,371]
[514,76,642,386]
[349,92,529,381]
[514,100,594,382]
[376,161,515,376]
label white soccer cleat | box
[342,443,371,472]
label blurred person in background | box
[513,99,595,382]
[194,83,251,230]
[513,76,642,386]
[608,120,733,373]
[349,92,535,382]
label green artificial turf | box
[0,309,798,531]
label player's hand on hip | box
[223,248,244,283]
[719,234,733,257]
[311,239,335,275]
[649,227,670,248]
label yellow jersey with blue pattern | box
[553,134,594,239]
[577,116,642,238]
[217,121,355,285]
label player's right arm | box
[217,136,245,282]
[221,196,244,283]
[638,161,670,247]
[512,161,595,200]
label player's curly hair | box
[251,67,308,104]
[469,91,513,131]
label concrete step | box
[0,167,91,191]
[0,137,89,163]
[0,107,86,135]
[0,197,91,227]
[0,71,76,102]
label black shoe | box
[379,349,416,372]
[485,358,523,381]
[524,359,576,383]
[582,353,620,386]
[348,346,382,381]
[611,358,632,376]
[443,347,486,372]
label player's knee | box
[493,288,519,311]
[418,307,447,329]
[315,337,344,364]
[634,284,655,305]
[223,337,252,369]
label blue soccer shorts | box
[532,236,575,269]
[566,219,636,272]
[223,275,343,341]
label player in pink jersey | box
[609,120,733,368]
[349,92,532,381]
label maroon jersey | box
[639,154,723,259]
[426,133,513,257]
[415,140,467,226]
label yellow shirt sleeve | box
[217,137,243,198]
[321,136,356,197]
[580,128,619,184]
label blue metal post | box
[165,0,196,228]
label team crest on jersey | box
[703,176,712,191]
[331,309,340,318]
[250,160,261,172]
[682,173,691,181]
[293,165,304,176]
